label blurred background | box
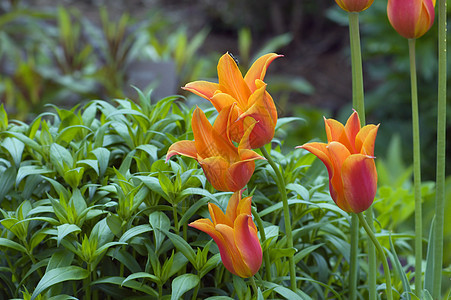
[0,0,450,177]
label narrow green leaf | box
[119,224,153,244]
[163,230,197,266]
[424,217,435,294]
[121,272,160,286]
[149,212,170,251]
[0,237,27,253]
[2,137,24,167]
[31,266,89,300]
[388,233,411,298]
[170,274,200,300]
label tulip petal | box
[355,124,379,156]
[225,191,241,223]
[192,107,217,159]
[183,81,219,100]
[210,92,241,112]
[326,142,352,210]
[234,214,262,277]
[335,0,374,12]
[341,154,377,213]
[209,202,232,227]
[199,156,231,192]
[388,0,423,38]
[211,104,240,161]
[344,111,361,151]
[217,53,251,109]
[297,142,333,177]
[166,140,197,162]
[189,219,236,275]
[215,223,251,277]
[325,118,354,152]
[244,53,282,91]
[228,159,257,192]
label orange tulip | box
[189,191,262,278]
[387,0,435,39]
[296,111,379,213]
[166,105,264,192]
[183,53,281,149]
[335,0,374,12]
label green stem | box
[85,263,92,300]
[249,276,259,296]
[348,12,365,119]
[251,206,272,282]
[366,209,377,300]
[172,204,179,234]
[260,146,296,291]
[192,280,200,300]
[408,38,423,295]
[433,0,447,297]
[349,214,359,300]
[348,12,366,299]
[357,213,393,300]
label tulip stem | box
[357,213,393,300]
[348,12,367,299]
[251,206,272,282]
[433,0,446,297]
[349,214,359,300]
[408,38,423,295]
[249,276,259,296]
[260,146,296,291]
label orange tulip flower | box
[166,105,264,192]
[387,0,435,39]
[296,111,379,213]
[183,53,281,149]
[335,0,374,12]
[189,191,262,278]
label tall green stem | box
[349,12,365,117]
[408,38,423,295]
[260,146,296,291]
[357,213,393,300]
[249,276,259,296]
[251,206,272,282]
[348,12,366,299]
[433,0,447,297]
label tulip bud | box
[387,0,436,39]
[335,0,374,12]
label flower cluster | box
[167,52,281,277]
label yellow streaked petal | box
[166,140,197,162]
[244,53,282,92]
[217,53,251,108]
[183,81,219,100]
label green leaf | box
[119,224,153,244]
[121,272,160,286]
[50,143,74,176]
[163,230,197,267]
[46,250,75,272]
[57,224,81,247]
[92,147,110,178]
[170,274,200,300]
[0,237,27,253]
[0,166,15,201]
[91,276,158,296]
[149,211,170,251]
[31,266,89,300]
[2,137,24,167]
[16,165,53,186]
[424,217,435,294]
[387,233,411,298]
[262,281,310,300]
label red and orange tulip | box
[335,0,374,12]
[387,0,436,39]
[183,53,281,149]
[166,105,264,192]
[296,111,379,213]
[189,191,262,278]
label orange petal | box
[166,140,197,162]
[210,92,241,112]
[189,219,236,275]
[217,53,251,108]
[344,111,361,151]
[227,159,256,192]
[183,81,219,100]
[208,202,232,227]
[326,142,351,209]
[192,107,216,159]
[225,191,241,224]
[234,214,262,277]
[356,124,379,156]
[244,53,282,92]
[199,156,231,192]
[212,104,239,162]
[296,142,333,178]
[325,118,354,152]
[215,223,250,278]
[341,154,377,213]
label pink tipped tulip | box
[296,111,379,213]
[189,191,262,278]
[166,105,264,192]
[183,53,281,149]
[387,0,436,39]
[335,0,374,12]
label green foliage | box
[0,90,419,299]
